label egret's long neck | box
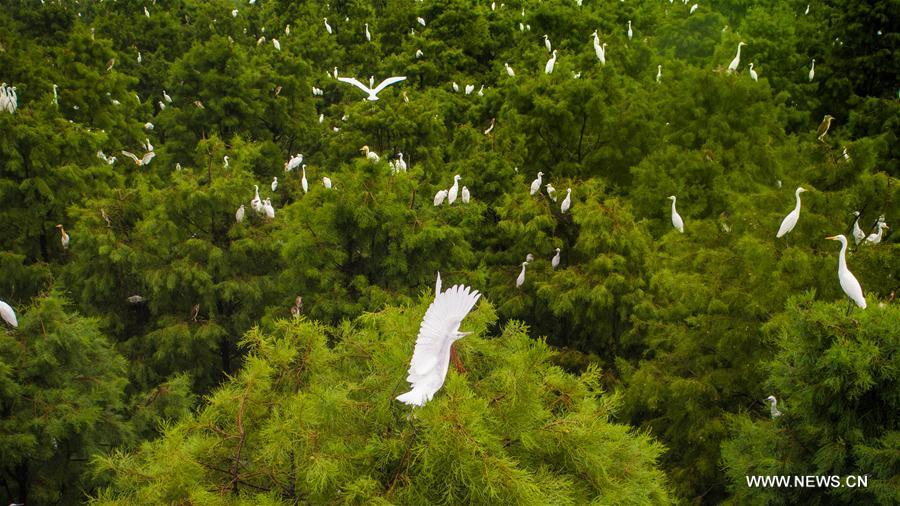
[736,45,742,59]
[794,191,802,212]
[875,225,884,241]
[837,239,848,271]
[671,199,677,213]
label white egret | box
[448,175,461,204]
[452,82,459,92]
[656,64,662,83]
[232,9,238,17]
[728,42,746,72]
[551,248,561,269]
[0,300,17,328]
[251,185,263,213]
[776,187,807,238]
[516,262,528,288]
[56,224,70,249]
[825,234,866,310]
[52,83,58,105]
[749,62,758,81]
[223,155,230,169]
[545,184,557,201]
[504,63,515,77]
[808,59,815,82]
[465,84,475,95]
[530,172,544,195]
[544,34,552,53]
[137,51,142,63]
[271,176,278,192]
[263,198,275,219]
[461,186,470,204]
[272,38,281,50]
[397,153,407,171]
[484,118,495,135]
[162,90,172,103]
[526,253,535,262]
[121,150,155,166]
[319,113,324,123]
[545,50,558,74]
[668,196,684,233]
[365,23,371,42]
[338,76,406,101]
[144,122,154,130]
[301,165,309,193]
[360,145,380,162]
[235,205,245,223]
[324,17,332,34]
[805,4,810,14]
[144,6,150,17]
[416,49,424,58]
[417,16,426,27]
[396,284,481,406]
[765,396,782,418]
[851,212,866,244]
[817,115,834,141]
[434,189,448,206]
[561,188,572,213]
[478,85,485,96]
[627,20,633,41]
[323,176,332,189]
[865,222,889,245]
[690,3,698,14]
[127,295,145,304]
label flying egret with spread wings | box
[337,76,406,101]
[396,284,481,406]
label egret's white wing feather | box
[0,300,17,328]
[121,150,140,164]
[406,285,480,378]
[371,76,407,95]
[337,77,372,95]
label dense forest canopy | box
[0,0,897,504]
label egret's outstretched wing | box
[337,77,373,95]
[141,152,155,166]
[371,76,407,95]
[406,284,480,379]
[121,150,140,164]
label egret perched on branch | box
[461,186,470,204]
[434,189,448,206]
[251,185,263,214]
[515,262,528,288]
[765,396,782,418]
[825,234,866,311]
[865,221,889,245]
[323,176,332,189]
[360,145,380,162]
[263,199,275,219]
[561,188,572,213]
[235,205,245,223]
[728,42,746,72]
[0,300,17,328]
[301,165,309,194]
[816,115,834,141]
[668,196,684,233]
[324,17,332,34]
[271,177,278,192]
[852,211,866,244]
[551,248,561,269]
[338,75,406,101]
[56,224,70,249]
[656,65,662,83]
[808,59,815,81]
[396,284,481,406]
[364,23,371,42]
[448,175,461,204]
[777,187,806,238]
[504,63,515,77]
[530,172,544,195]
[545,184,557,201]
[543,34,552,53]
[545,50,558,74]
[749,63,758,81]
[627,20,633,41]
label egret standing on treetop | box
[251,185,263,213]
[825,234,866,311]
[0,300,17,328]
[301,165,309,194]
[530,172,544,195]
[324,17,332,34]
[271,177,278,192]
[544,34,552,52]
[338,76,406,101]
[656,64,662,83]
[364,23,371,42]
[728,42,746,72]
[852,211,866,244]
[865,221,889,245]
[545,50,558,74]
[56,224,70,249]
[323,176,332,189]
[749,63,758,81]
[551,248,561,269]
[448,175,461,204]
[235,205,245,223]
[668,196,684,233]
[627,20,633,41]
[434,189,448,206]
[561,188,572,213]
[461,186,470,204]
[765,396,782,418]
[808,59,815,81]
[516,261,528,288]
[396,284,481,406]
[504,63,515,77]
[777,187,807,238]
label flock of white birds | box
[0,1,890,410]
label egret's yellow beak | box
[825,235,837,240]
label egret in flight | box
[530,172,544,195]
[727,42,746,72]
[668,196,684,233]
[764,396,782,418]
[0,300,17,328]
[338,76,406,100]
[776,187,806,238]
[396,284,481,406]
[121,150,155,166]
[825,234,866,311]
